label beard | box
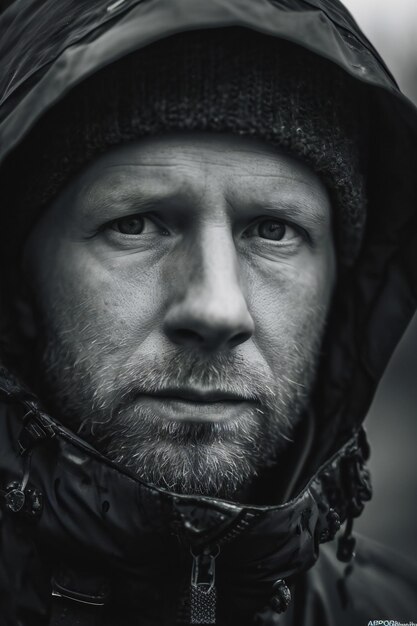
[33,307,325,501]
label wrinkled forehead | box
[53,132,332,227]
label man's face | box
[22,133,336,501]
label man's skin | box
[19,132,336,501]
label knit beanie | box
[9,28,368,266]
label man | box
[0,0,416,625]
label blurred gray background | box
[343,0,417,561]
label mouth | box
[148,387,251,403]
[132,388,255,423]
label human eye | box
[243,218,303,244]
[107,213,169,237]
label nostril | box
[173,328,205,346]
[229,331,252,348]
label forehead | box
[59,132,331,226]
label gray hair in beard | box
[37,311,325,500]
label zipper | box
[177,511,260,625]
[189,546,220,625]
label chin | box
[103,437,257,500]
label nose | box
[163,230,255,352]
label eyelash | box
[105,214,168,236]
[243,218,308,243]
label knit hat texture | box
[10,28,368,265]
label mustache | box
[93,348,309,417]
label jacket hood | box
[0,1,416,622]
[1,0,416,491]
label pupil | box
[259,220,285,241]
[117,216,144,234]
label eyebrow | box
[80,181,164,220]
[257,201,328,228]
[80,170,330,230]
[85,189,327,225]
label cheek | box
[246,249,335,369]
[34,241,166,353]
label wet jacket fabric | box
[0,1,417,625]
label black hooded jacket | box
[0,1,417,625]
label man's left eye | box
[245,219,297,242]
[111,215,145,235]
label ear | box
[14,287,38,340]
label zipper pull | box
[190,546,219,625]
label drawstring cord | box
[337,516,356,562]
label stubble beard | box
[35,312,324,501]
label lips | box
[148,387,250,403]
[133,388,254,423]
